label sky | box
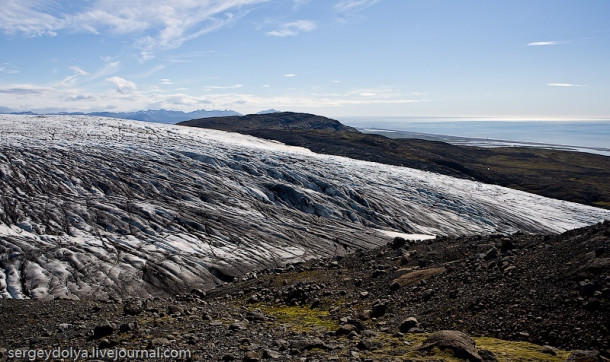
[0,0,609,119]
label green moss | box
[474,336,570,361]
[252,304,338,332]
[348,332,572,361]
[355,332,429,360]
[593,200,610,208]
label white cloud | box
[0,83,51,95]
[548,83,583,87]
[0,0,64,36]
[284,74,296,77]
[0,63,19,74]
[69,66,89,76]
[0,79,428,115]
[79,57,121,81]
[334,0,381,13]
[136,64,166,78]
[527,41,560,46]
[0,0,269,53]
[331,80,341,83]
[56,66,91,87]
[204,84,244,90]
[345,86,406,99]
[160,79,172,85]
[106,76,137,94]
[266,20,316,37]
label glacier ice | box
[0,115,608,299]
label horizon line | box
[1,108,609,122]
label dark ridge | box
[179,112,610,209]
[179,112,359,133]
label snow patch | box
[377,230,436,241]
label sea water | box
[340,117,610,156]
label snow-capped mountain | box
[257,109,282,114]
[86,109,241,124]
[1,115,608,300]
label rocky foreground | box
[1,222,608,361]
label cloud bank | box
[0,0,269,52]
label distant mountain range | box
[0,108,243,124]
[256,108,282,114]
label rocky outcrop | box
[179,111,358,133]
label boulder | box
[123,299,144,316]
[419,330,482,362]
[391,267,446,289]
[398,317,419,333]
[92,321,115,339]
[336,324,358,336]
[565,350,602,361]
[371,300,387,318]
[390,237,407,250]
[168,305,184,315]
[243,351,260,362]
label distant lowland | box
[180,112,610,209]
[342,117,610,157]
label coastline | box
[341,118,610,157]
[358,127,610,157]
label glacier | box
[0,114,608,300]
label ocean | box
[339,117,610,156]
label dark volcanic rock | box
[1,221,610,360]
[336,324,358,336]
[123,299,144,316]
[399,317,419,333]
[243,350,260,362]
[565,350,603,361]
[371,300,387,318]
[179,112,359,133]
[390,237,407,250]
[92,321,115,339]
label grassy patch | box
[353,332,572,361]
[475,336,570,361]
[252,304,338,332]
[593,200,610,208]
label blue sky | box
[1,0,609,118]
